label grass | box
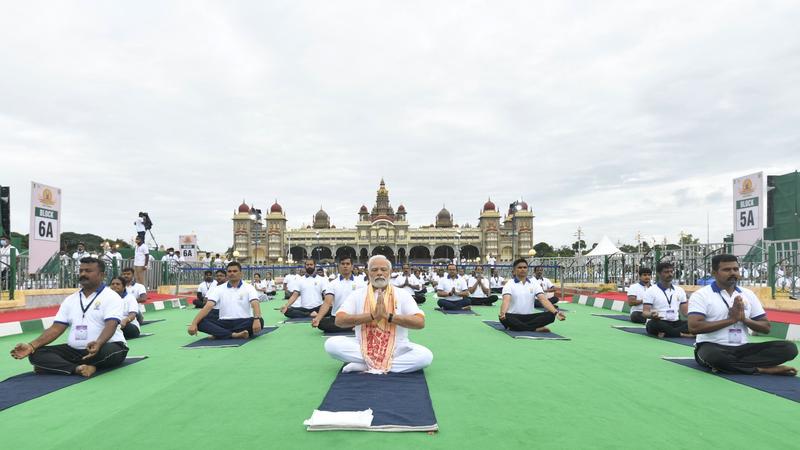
[0,292,797,450]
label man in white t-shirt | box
[324,255,432,373]
[532,266,559,307]
[10,258,128,377]
[133,236,149,286]
[489,269,504,294]
[314,257,366,333]
[195,270,215,308]
[0,235,18,288]
[103,247,123,269]
[642,262,692,338]
[436,264,471,310]
[188,262,263,339]
[121,267,147,324]
[263,272,277,297]
[392,264,425,304]
[134,213,147,242]
[413,268,428,299]
[499,258,565,332]
[281,259,328,318]
[251,273,270,301]
[626,267,652,324]
[71,243,89,280]
[467,266,498,306]
[689,254,797,375]
[202,269,227,320]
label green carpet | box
[1,293,797,450]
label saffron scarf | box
[360,284,397,373]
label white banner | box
[179,234,198,262]
[29,182,61,273]
[732,172,763,257]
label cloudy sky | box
[1,1,798,252]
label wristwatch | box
[388,313,394,323]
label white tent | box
[585,236,625,257]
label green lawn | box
[1,293,797,450]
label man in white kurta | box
[324,256,432,374]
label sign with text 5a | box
[29,182,61,273]
[732,173,763,257]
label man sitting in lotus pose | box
[499,258,565,332]
[324,255,433,373]
[689,254,797,375]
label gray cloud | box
[1,1,799,252]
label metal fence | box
[2,240,798,300]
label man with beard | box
[642,262,693,338]
[324,255,432,373]
[281,259,328,319]
[499,258,565,332]
[10,258,128,377]
[689,254,797,375]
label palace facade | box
[232,180,534,264]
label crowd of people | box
[7,253,797,378]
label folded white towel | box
[303,409,374,428]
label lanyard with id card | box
[728,328,743,344]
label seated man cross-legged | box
[626,267,652,324]
[532,265,559,308]
[325,255,433,373]
[689,254,797,376]
[188,262,263,340]
[436,264,471,310]
[467,266,498,306]
[10,257,128,377]
[109,276,141,339]
[281,259,328,319]
[642,262,693,339]
[499,258,565,332]
[313,257,366,333]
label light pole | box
[250,208,262,266]
[456,229,462,264]
[315,231,321,262]
[509,200,523,260]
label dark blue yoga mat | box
[0,356,147,412]
[316,369,438,431]
[614,326,695,347]
[483,320,569,340]
[322,330,355,337]
[663,357,800,403]
[435,307,477,315]
[283,317,313,323]
[140,319,165,326]
[592,314,631,322]
[183,327,278,348]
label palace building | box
[231,179,534,264]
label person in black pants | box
[642,262,693,339]
[499,258,566,332]
[10,257,129,377]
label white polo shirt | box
[121,291,141,330]
[125,282,147,301]
[643,284,687,322]
[337,287,424,353]
[467,276,490,298]
[291,274,328,309]
[252,280,268,292]
[689,282,766,346]
[490,276,505,289]
[392,273,421,296]
[197,280,214,298]
[134,244,149,267]
[264,280,276,293]
[626,282,650,313]
[207,280,259,320]
[436,276,468,301]
[501,278,545,314]
[324,274,367,313]
[54,285,126,349]
[282,274,295,289]
[134,217,145,232]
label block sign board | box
[732,172,763,257]
[29,182,61,273]
[180,234,198,262]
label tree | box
[571,240,587,254]
[533,242,556,257]
[680,233,701,245]
[619,244,638,253]
[556,246,575,257]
